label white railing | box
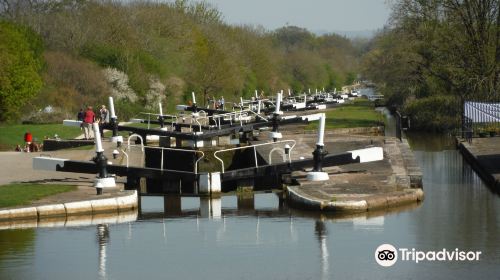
[213,140,296,173]
[132,107,269,133]
[122,140,205,174]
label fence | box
[462,101,500,142]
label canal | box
[1,120,499,279]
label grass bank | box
[308,99,384,129]
[0,183,77,208]
[0,124,82,151]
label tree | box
[0,21,43,122]
[363,0,500,130]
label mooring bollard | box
[92,123,116,195]
[307,113,329,181]
[108,97,123,147]
[270,91,283,142]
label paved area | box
[458,137,500,189]
[281,133,424,211]
[0,139,134,210]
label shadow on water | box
[406,131,457,151]
[137,193,422,222]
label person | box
[24,131,33,152]
[29,141,40,152]
[82,106,95,140]
[77,108,84,121]
[99,105,109,136]
[220,96,225,110]
[15,144,22,152]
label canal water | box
[1,122,499,279]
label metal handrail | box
[127,134,144,152]
[213,140,296,173]
[121,149,129,167]
[126,144,205,174]
[268,147,286,164]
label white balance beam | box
[348,147,384,163]
[33,157,68,171]
[63,120,82,127]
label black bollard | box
[312,144,327,172]
[93,151,108,195]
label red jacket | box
[24,132,33,142]
[84,110,95,124]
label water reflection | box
[0,210,138,231]
[0,229,35,279]
[1,133,500,279]
[96,224,109,280]
[314,220,329,280]
[139,193,421,222]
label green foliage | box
[2,0,363,120]
[114,99,144,121]
[0,21,43,122]
[0,183,76,208]
[362,0,500,131]
[404,95,459,131]
[36,51,110,114]
[344,72,357,86]
[80,43,125,70]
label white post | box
[309,88,311,94]
[108,96,123,145]
[109,97,116,119]
[317,113,325,146]
[255,90,258,99]
[240,97,244,107]
[257,100,261,114]
[288,89,291,96]
[334,88,337,94]
[93,123,104,153]
[192,92,196,104]
[159,102,163,116]
[275,92,281,114]
[307,113,329,181]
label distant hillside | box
[0,0,363,122]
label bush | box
[403,95,459,131]
[0,21,43,122]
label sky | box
[199,0,392,33]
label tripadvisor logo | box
[375,244,482,267]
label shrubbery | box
[404,95,460,131]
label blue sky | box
[199,0,391,32]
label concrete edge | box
[400,139,423,188]
[458,141,499,189]
[287,186,424,212]
[0,190,138,222]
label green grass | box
[0,124,83,151]
[308,99,384,129]
[0,183,77,208]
